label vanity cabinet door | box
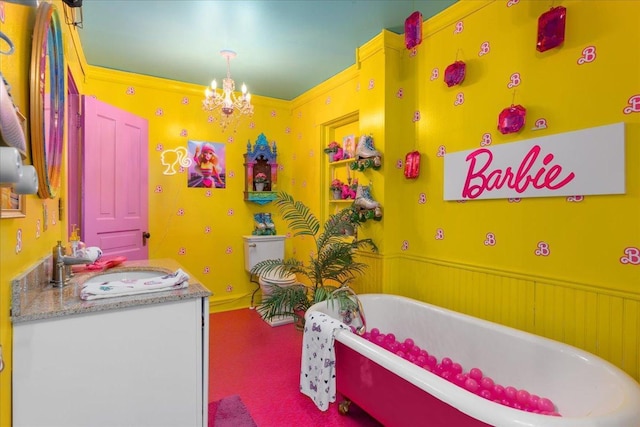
[13,298,209,427]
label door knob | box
[142,231,151,246]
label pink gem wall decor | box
[537,6,566,52]
[405,11,423,50]
[404,151,421,179]
[497,104,526,134]
[444,61,466,87]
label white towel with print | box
[80,269,189,301]
[299,311,349,411]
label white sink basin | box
[82,269,170,285]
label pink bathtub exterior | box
[308,294,640,427]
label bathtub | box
[307,294,640,427]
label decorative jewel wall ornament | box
[404,11,422,50]
[404,151,421,179]
[536,6,566,52]
[444,60,466,87]
[497,104,526,134]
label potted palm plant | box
[251,192,377,329]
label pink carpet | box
[210,308,382,426]
[209,395,257,427]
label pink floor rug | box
[208,395,257,427]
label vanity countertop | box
[11,258,211,324]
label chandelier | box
[203,49,254,132]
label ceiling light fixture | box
[202,49,253,132]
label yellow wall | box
[1,0,639,424]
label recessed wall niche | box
[244,133,278,205]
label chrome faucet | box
[50,241,94,287]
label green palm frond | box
[275,192,319,237]
[251,192,378,322]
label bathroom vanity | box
[11,259,210,427]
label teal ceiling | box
[74,1,457,100]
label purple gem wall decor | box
[405,11,423,50]
[537,6,567,52]
[444,61,466,87]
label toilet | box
[243,235,296,326]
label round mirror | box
[30,2,65,199]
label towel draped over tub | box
[299,311,349,411]
[80,269,189,301]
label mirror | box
[30,2,65,199]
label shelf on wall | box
[245,191,277,205]
[329,199,354,203]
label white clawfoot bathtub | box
[308,294,640,427]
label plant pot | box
[332,189,342,200]
[293,307,306,331]
[255,182,265,192]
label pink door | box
[81,96,149,260]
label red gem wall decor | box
[537,6,566,52]
[497,104,526,134]
[405,11,423,50]
[444,61,466,87]
[404,151,421,179]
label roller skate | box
[263,213,276,235]
[350,134,382,172]
[353,185,383,222]
[252,213,267,235]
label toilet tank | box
[243,235,286,272]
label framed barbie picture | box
[1,187,25,218]
[187,140,226,189]
[343,134,355,160]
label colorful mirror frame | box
[30,2,65,199]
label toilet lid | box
[260,269,296,284]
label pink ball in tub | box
[480,376,494,390]
[388,342,399,352]
[516,389,530,405]
[454,373,467,387]
[493,384,505,399]
[426,355,438,367]
[504,386,518,402]
[416,355,427,366]
[441,357,453,368]
[469,367,483,381]
[464,378,480,393]
[404,338,414,348]
[538,397,555,412]
[385,332,395,343]
[396,350,406,359]
[528,394,540,409]
[370,328,380,337]
[450,362,463,375]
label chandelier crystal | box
[203,50,253,132]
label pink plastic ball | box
[396,350,406,359]
[370,328,380,337]
[419,349,429,358]
[385,333,395,343]
[426,355,437,367]
[464,378,479,393]
[504,386,518,402]
[493,384,504,399]
[480,376,494,390]
[416,355,427,365]
[516,389,530,405]
[454,373,467,386]
[410,346,421,356]
[469,367,483,381]
[441,357,453,368]
[404,338,414,348]
[450,362,463,375]
[528,394,540,409]
[538,397,555,412]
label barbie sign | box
[444,123,625,200]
